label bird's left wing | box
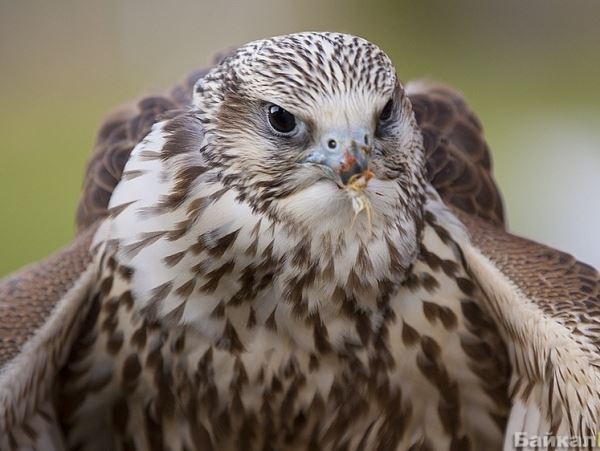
[455,210,600,449]
[0,225,97,449]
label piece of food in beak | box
[346,168,374,226]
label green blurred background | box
[1,0,599,276]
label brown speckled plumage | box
[54,211,510,450]
[1,32,599,451]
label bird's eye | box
[379,99,394,122]
[267,104,297,134]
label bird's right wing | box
[0,226,97,450]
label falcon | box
[1,32,599,451]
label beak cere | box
[304,139,373,188]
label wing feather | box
[456,209,600,448]
[407,82,506,227]
[0,226,97,449]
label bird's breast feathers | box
[55,121,511,449]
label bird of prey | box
[1,32,599,451]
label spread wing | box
[456,210,600,448]
[0,226,97,448]
[406,81,506,227]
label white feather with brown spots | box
[58,32,511,450]
[57,120,510,449]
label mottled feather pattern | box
[59,194,509,450]
[64,33,509,449]
[1,31,599,451]
[76,69,211,232]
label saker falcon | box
[1,32,599,451]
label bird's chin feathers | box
[273,178,410,240]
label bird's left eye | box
[267,104,297,134]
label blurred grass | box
[1,0,599,276]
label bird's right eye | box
[267,104,297,135]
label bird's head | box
[193,32,426,241]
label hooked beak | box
[304,140,373,187]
